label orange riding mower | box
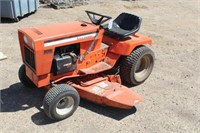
[18,11,154,121]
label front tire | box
[43,84,80,121]
[120,46,155,86]
[18,64,35,88]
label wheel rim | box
[134,55,153,82]
[56,96,74,116]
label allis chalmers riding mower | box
[18,11,154,121]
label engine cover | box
[52,54,77,75]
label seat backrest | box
[114,13,141,31]
[103,12,142,38]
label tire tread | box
[120,46,154,85]
[43,84,79,120]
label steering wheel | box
[85,10,112,25]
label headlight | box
[23,36,28,44]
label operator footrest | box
[79,62,112,74]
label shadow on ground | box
[79,99,137,120]
[0,12,36,24]
[0,18,17,23]
[1,83,46,112]
[1,82,137,125]
[0,83,54,124]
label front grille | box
[24,46,35,70]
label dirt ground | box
[0,0,199,133]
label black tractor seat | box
[103,13,142,38]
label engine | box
[52,44,80,75]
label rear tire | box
[18,64,35,88]
[43,84,80,121]
[120,46,155,86]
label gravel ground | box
[0,0,199,133]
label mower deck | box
[67,75,143,109]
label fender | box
[103,33,152,56]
